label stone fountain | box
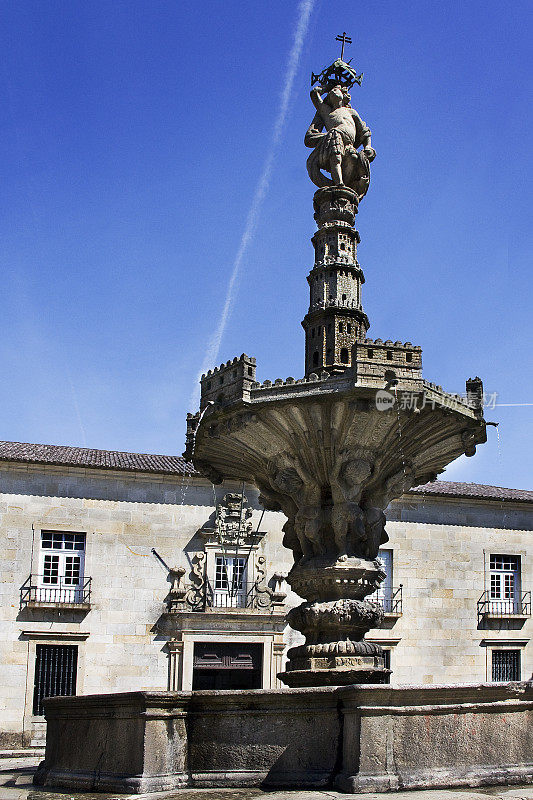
[183,57,487,689]
[36,49,533,796]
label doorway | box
[192,642,263,690]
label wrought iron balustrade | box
[177,581,280,612]
[20,575,92,608]
[370,586,403,615]
[477,590,531,619]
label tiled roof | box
[0,441,195,476]
[0,440,531,503]
[409,481,533,504]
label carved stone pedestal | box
[279,556,389,686]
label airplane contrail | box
[190,0,316,409]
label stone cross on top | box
[335,31,352,61]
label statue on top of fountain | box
[305,48,376,201]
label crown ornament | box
[311,58,363,91]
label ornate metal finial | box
[335,31,352,61]
[310,31,363,91]
[310,59,363,92]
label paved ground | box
[1,757,533,800]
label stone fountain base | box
[35,682,533,794]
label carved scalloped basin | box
[192,384,486,501]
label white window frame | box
[213,554,248,608]
[489,553,521,614]
[370,548,394,610]
[37,531,86,603]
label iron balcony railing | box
[477,590,531,618]
[182,581,276,612]
[370,586,403,615]
[20,575,92,608]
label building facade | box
[1,440,531,748]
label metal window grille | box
[32,644,78,716]
[492,649,520,682]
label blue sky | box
[1,0,531,489]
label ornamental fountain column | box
[184,51,487,687]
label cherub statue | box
[266,453,324,562]
[331,455,373,558]
[305,83,376,200]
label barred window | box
[32,644,78,716]
[492,650,520,682]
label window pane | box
[504,574,514,599]
[215,557,228,590]
[232,558,246,589]
[490,554,519,572]
[43,555,59,584]
[64,556,81,585]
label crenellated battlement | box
[353,338,423,388]
[200,353,256,410]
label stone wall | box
[370,496,533,684]
[0,461,292,746]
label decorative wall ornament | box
[200,492,263,546]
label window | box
[489,554,520,613]
[32,644,78,716]
[342,293,347,302]
[214,556,247,607]
[382,649,391,684]
[347,323,352,334]
[406,351,412,363]
[492,650,520,682]
[38,532,86,603]
[340,347,349,364]
[386,350,393,360]
[248,367,253,376]
[339,322,344,333]
[367,348,374,358]
[313,351,319,367]
[370,549,394,610]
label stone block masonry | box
[35,682,533,794]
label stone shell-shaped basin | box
[191,383,486,502]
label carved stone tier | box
[187,375,486,686]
